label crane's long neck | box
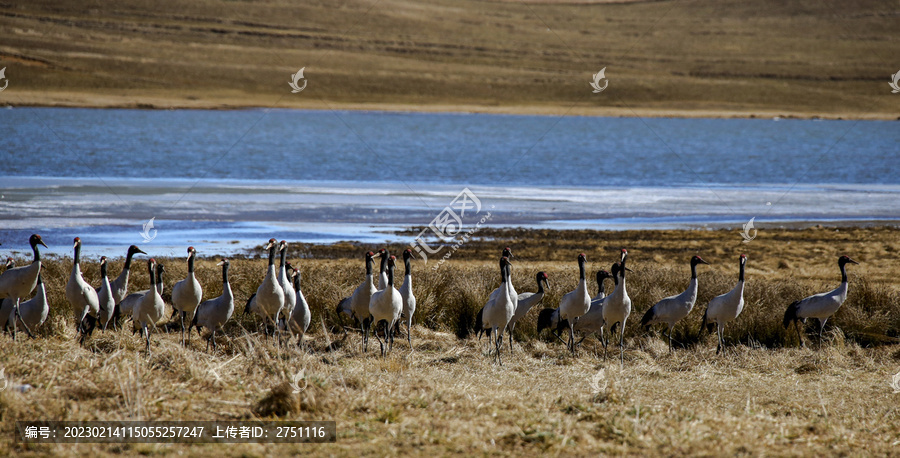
[188,254,195,275]
[268,245,277,267]
[387,264,395,288]
[840,262,847,283]
[380,254,388,277]
[537,278,545,294]
[32,242,41,263]
[404,257,412,279]
[690,261,698,279]
[222,264,229,286]
[578,260,585,281]
[100,262,108,279]
[149,265,156,287]
[279,247,286,270]
[124,250,135,271]
[74,243,81,266]
[365,257,373,279]
[739,260,746,283]
[155,267,164,295]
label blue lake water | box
[1,107,898,257]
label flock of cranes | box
[0,234,861,364]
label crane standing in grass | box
[783,255,859,348]
[701,254,747,354]
[641,255,710,351]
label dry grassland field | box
[1,0,898,118]
[1,227,899,456]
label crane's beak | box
[848,258,859,265]
[39,240,48,248]
[700,259,710,265]
[216,260,225,266]
[624,266,634,273]
[136,247,147,255]
[544,279,551,291]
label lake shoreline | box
[7,92,898,121]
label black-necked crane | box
[476,247,515,342]
[117,263,164,326]
[244,238,285,341]
[132,258,166,354]
[570,265,620,349]
[641,255,710,351]
[701,254,747,354]
[339,251,377,350]
[398,248,417,348]
[482,256,513,365]
[10,271,49,335]
[277,241,296,327]
[603,249,632,363]
[288,269,311,348]
[559,254,590,355]
[110,245,147,303]
[191,259,234,351]
[0,234,47,339]
[172,246,203,345]
[97,256,116,332]
[783,255,859,348]
[66,238,100,345]
[369,255,402,357]
[506,271,549,351]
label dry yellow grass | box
[3,0,898,119]
[1,227,899,455]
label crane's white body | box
[192,260,234,351]
[10,274,49,333]
[703,255,746,354]
[118,267,164,320]
[66,240,100,340]
[482,258,514,364]
[0,235,47,338]
[249,240,285,337]
[398,250,417,347]
[98,261,116,330]
[288,271,311,347]
[559,255,590,354]
[603,250,632,362]
[369,256,402,356]
[277,242,296,322]
[642,256,709,350]
[133,260,166,353]
[172,248,203,344]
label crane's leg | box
[568,322,576,355]
[144,323,151,353]
[495,327,503,366]
[508,323,515,354]
[407,317,413,349]
[619,325,625,365]
[180,311,186,346]
[818,318,827,348]
[667,324,674,352]
[716,324,723,355]
[794,320,804,348]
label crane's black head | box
[285,261,294,272]
[100,256,107,265]
[691,255,710,266]
[388,255,397,266]
[596,270,611,282]
[217,259,229,268]
[577,253,586,262]
[501,247,513,259]
[73,237,82,248]
[30,234,48,249]
[365,251,375,259]
[838,255,859,266]
[620,248,628,261]
[403,248,413,261]
[129,245,147,255]
[376,248,387,257]
[740,253,747,264]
